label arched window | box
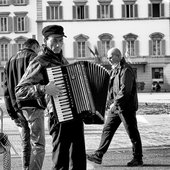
[0,36,11,61]
[13,36,28,55]
[123,33,139,57]
[149,32,165,56]
[97,33,114,57]
[73,34,90,58]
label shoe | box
[127,158,143,167]
[86,153,102,164]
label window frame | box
[73,1,89,20]
[73,34,90,59]
[123,33,139,57]
[14,12,29,33]
[152,67,164,83]
[12,0,29,6]
[98,33,114,58]
[0,0,10,6]
[0,12,12,33]
[148,1,164,18]
[149,32,165,56]
[46,1,63,20]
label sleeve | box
[3,64,18,120]
[15,59,46,102]
[113,68,134,109]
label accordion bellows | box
[47,61,110,124]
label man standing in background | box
[3,39,45,170]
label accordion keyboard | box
[47,67,74,123]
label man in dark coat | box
[87,47,143,167]
[3,38,43,170]
[15,25,86,170]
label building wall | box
[0,0,170,94]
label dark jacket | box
[15,46,69,112]
[3,48,37,120]
[107,57,138,112]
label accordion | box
[46,61,110,124]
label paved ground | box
[0,92,170,169]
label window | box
[123,33,139,57]
[0,43,8,61]
[73,2,89,19]
[0,12,12,33]
[149,32,165,56]
[0,0,8,5]
[152,68,163,83]
[78,41,85,58]
[73,34,90,58]
[0,37,12,61]
[148,1,164,18]
[122,1,138,18]
[102,40,110,56]
[1,72,4,87]
[13,0,29,6]
[18,43,24,50]
[0,17,7,32]
[97,33,114,57]
[97,3,113,19]
[14,12,29,33]
[46,1,63,20]
[13,36,27,55]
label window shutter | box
[134,4,138,18]
[59,6,63,19]
[12,0,16,5]
[97,41,102,57]
[73,42,78,58]
[149,40,153,56]
[8,17,12,32]
[110,40,115,48]
[25,16,29,32]
[161,39,165,55]
[13,16,17,32]
[161,4,164,17]
[122,5,125,18]
[73,6,76,19]
[97,5,100,19]
[46,6,50,20]
[148,4,152,17]
[85,41,90,57]
[8,44,13,60]
[25,0,29,5]
[110,5,113,18]
[135,40,139,56]
[12,44,18,56]
[122,40,126,57]
[8,0,12,5]
[85,5,89,19]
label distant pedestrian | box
[155,82,161,92]
[87,47,143,167]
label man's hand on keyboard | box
[45,81,63,97]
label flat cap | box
[42,25,67,38]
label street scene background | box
[0,92,170,169]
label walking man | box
[87,47,143,167]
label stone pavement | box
[0,93,170,169]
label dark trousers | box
[95,110,143,159]
[48,117,86,170]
